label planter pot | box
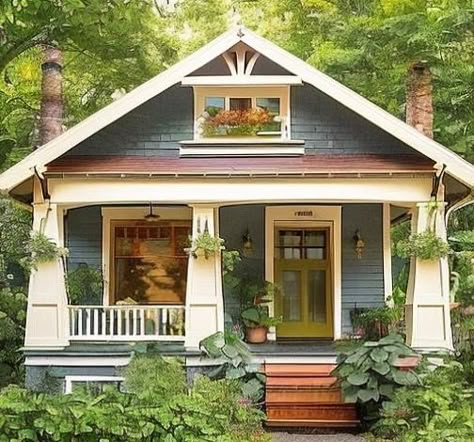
[393,355,422,371]
[245,326,268,344]
[450,302,461,310]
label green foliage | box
[395,230,450,260]
[333,334,421,408]
[0,288,26,387]
[199,330,266,403]
[374,360,474,442]
[66,264,102,305]
[0,355,269,441]
[21,231,68,271]
[187,231,225,259]
[239,280,281,329]
[241,307,282,328]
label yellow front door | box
[274,227,333,338]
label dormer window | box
[194,86,289,140]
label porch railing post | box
[405,202,453,351]
[184,204,224,349]
[24,195,69,348]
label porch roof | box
[46,154,434,177]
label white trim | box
[182,76,301,86]
[25,356,131,366]
[64,375,124,394]
[101,206,192,305]
[2,26,473,191]
[179,145,304,157]
[264,206,342,340]
[383,203,393,304]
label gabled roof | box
[1,26,473,191]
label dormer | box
[179,43,304,156]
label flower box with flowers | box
[200,108,281,137]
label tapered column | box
[184,205,224,348]
[24,201,69,348]
[405,202,452,350]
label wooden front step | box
[265,364,359,428]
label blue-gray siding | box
[66,83,419,158]
[68,85,193,157]
[341,204,385,333]
[66,206,102,270]
[291,84,418,156]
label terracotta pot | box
[393,355,422,371]
[245,326,268,344]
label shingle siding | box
[65,206,102,270]
[68,85,193,157]
[341,204,385,333]
[291,84,418,156]
[66,82,419,158]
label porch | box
[24,173,452,352]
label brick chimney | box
[39,45,64,146]
[406,61,433,138]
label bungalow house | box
[1,26,473,425]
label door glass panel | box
[308,270,326,323]
[281,270,301,321]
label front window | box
[112,221,191,305]
[195,86,289,140]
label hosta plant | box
[332,334,421,405]
[199,330,266,403]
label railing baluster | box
[93,309,99,336]
[78,309,83,336]
[117,309,122,336]
[140,309,145,336]
[125,309,131,337]
[101,310,106,336]
[133,309,138,336]
[154,308,160,336]
[110,308,114,337]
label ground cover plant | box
[0,355,269,442]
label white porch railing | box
[68,305,185,341]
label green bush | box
[395,230,450,260]
[0,355,269,442]
[333,334,421,426]
[373,361,474,442]
[0,288,26,387]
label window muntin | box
[194,86,290,140]
[112,221,191,305]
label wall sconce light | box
[353,229,365,259]
[242,228,253,257]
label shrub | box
[373,361,474,442]
[0,355,269,441]
[0,288,26,387]
[200,330,266,403]
[332,334,421,423]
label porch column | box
[24,201,69,348]
[405,202,452,351]
[184,204,224,349]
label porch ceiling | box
[47,154,434,177]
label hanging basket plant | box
[186,231,225,259]
[395,230,450,261]
[21,231,69,271]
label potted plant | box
[186,231,225,259]
[241,306,281,344]
[240,281,281,344]
[395,230,450,261]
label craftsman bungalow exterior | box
[1,27,473,392]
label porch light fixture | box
[242,228,253,257]
[353,229,365,259]
[144,202,160,222]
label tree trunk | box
[39,45,64,146]
[406,61,433,138]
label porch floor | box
[249,341,337,357]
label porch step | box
[264,364,359,428]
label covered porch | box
[24,168,453,352]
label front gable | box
[1,26,473,193]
